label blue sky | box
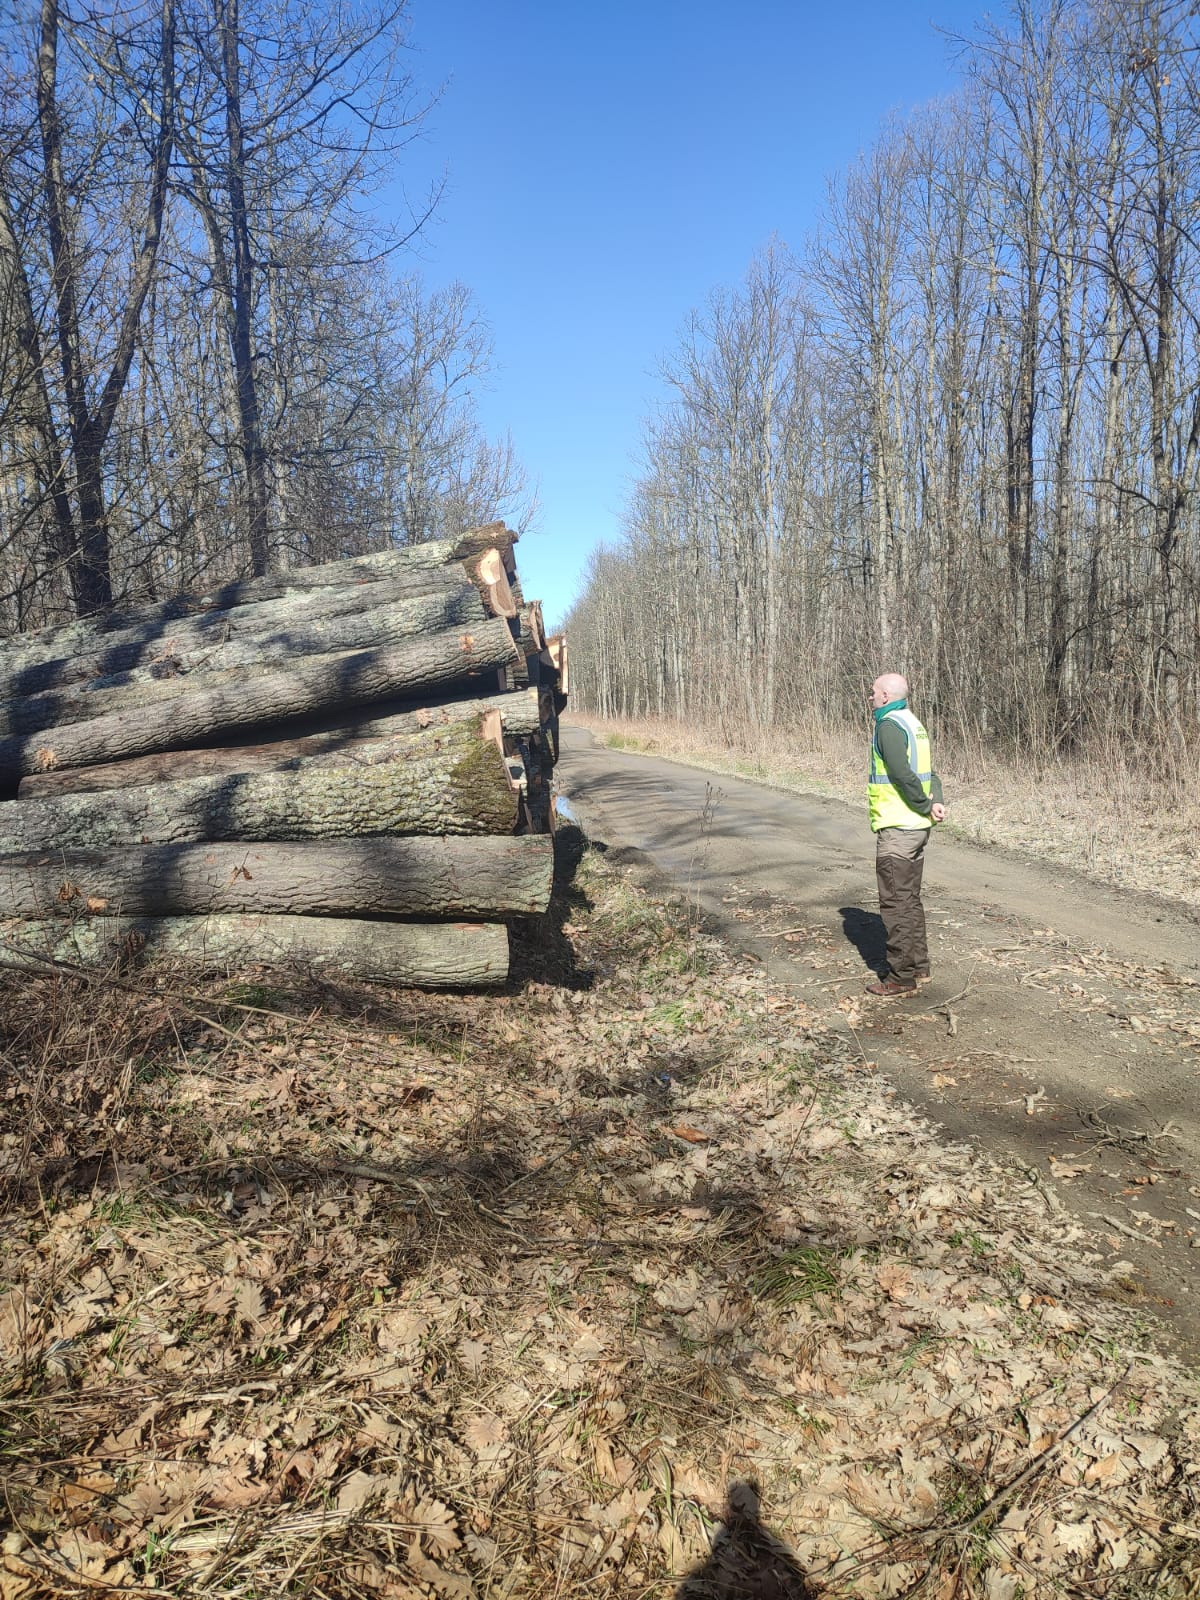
[399,0,986,628]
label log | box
[0,524,516,676]
[0,556,508,701]
[17,687,545,798]
[0,720,519,852]
[521,601,545,654]
[0,618,521,779]
[475,548,516,619]
[0,584,490,737]
[0,913,509,988]
[0,835,553,918]
[547,634,569,698]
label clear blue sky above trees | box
[400,0,984,625]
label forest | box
[0,0,529,630]
[567,0,1200,768]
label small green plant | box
[948,1229,993,1257]
[751,1245,840,1305]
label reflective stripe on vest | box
[868,707,933,832]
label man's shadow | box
[838,905,887,977]
[677,1480,812,1600]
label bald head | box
[870,672,909,709]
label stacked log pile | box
[0,525,566,988]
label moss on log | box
[0,721,518,851]
[0,913,509,988]
[16,689,545,798]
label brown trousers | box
[875,826,930,982]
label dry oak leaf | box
[665,1124,711,1144]
[652,1268,703,1313]
[233,1279,265,1327]
[464,1413,507,1454]
[1126,1431,1170,1469]
[410,1496,460,1557]
[1054,1521,1098,1556]
[407,1544,471,1600]
[457,1337,488,1373]
[32,747,57,771]
[336,1470,384,1514]
[377,1309,429,1351]
[1083,1452,1127,1485]
[876,1262,914,1301]
[465,1532,498,1566]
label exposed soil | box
[558,724,1200,1361]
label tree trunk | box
[34,0,175,616]
[0,618,520,778]
[17,687,544,798]
[0,584,489,735]
[0,834,552,918]
[0,912,509,987]
[0,719,518,850]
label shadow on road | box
[838,904,887,975]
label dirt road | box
[557,723,1200,1356]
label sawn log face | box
[0,835,553,918]
[0,913,510,987]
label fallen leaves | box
[0,850,1196,1600]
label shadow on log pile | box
[0,524,565,988]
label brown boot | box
[864,975,917,998]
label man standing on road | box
[865,672,946,997]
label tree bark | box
[0,584,489,736]
[0,618,520,778]
[17,687,545,798]
[0,720,518,852]
[0,545,514,696]
[0,527,514,672]
[0,913,509,987]
[0,834,552,918]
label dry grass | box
[1,838,1198,1598]
[572,713,1200,909]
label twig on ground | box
[1089,1212,1163,1247]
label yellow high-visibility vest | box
[868,708,933,832]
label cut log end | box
[474,548,518,619]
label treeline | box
[0,0,528,629]
[569,0,1200,759]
